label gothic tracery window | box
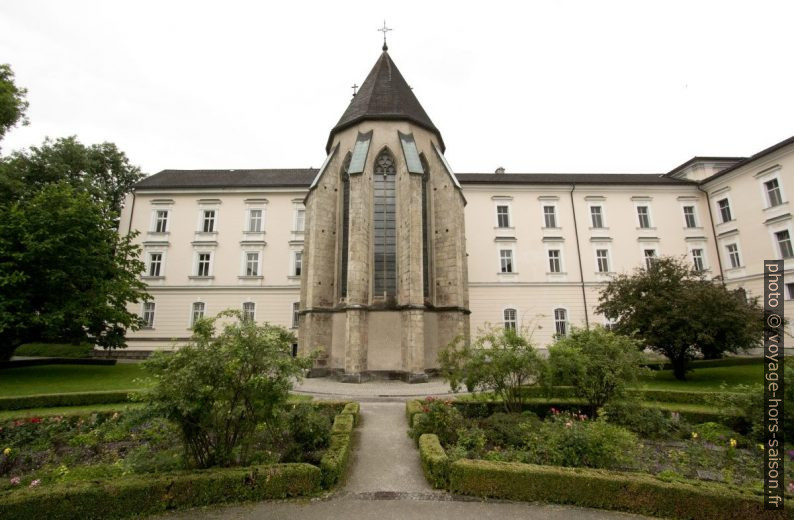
[374,150,397,297]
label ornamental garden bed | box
[0,401,359,519]
[407,397,794,520]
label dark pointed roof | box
[327,51,444,152]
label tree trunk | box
[671,357,689,381]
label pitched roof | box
[135,169,318,190]
[701,134,794,184]
[327,51,443,152]
[455,172,697,186]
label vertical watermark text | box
[764,260,784,510]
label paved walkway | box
[156,380,650,520]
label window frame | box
[547,248,562,273]
[595,247,611,273]
[553,307,568,337]
[725,242,742,269]
[242,301,256,322]
[292,302,300,329]
[147,252,164,277]
[294,207,306,232]
[243,250,261,277]
[195,251,213,277]
[201,209,217,233]
[292,250,303,277]
[642,247,658,269]
[635,204,652,229]
[247,208,263,232]
[690,247,707,272]
[682,205,698,228]
[764,177,784,208]
[589,204,605,229]
[190,301,206,327]
[503,307,517,331]
[716,197,733,224]
[775,229,794,259]
[152,209,169,233]
[142,301,155,329]
[499,248,515,274]
[542,204,558,229]
[496,204,511,228]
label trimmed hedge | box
[0,391,133,411]
[0,463,320,520]
[13,343,93,359]
[0,358,116,369]
[320,431,352,487]
[341,402,360,425]
[406,399,423,423]
[418,434,449,488]
[642,357,763,371]
[449,459,793,520]
[331,412,354,435]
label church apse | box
[297,48,469,382]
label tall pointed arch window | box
[340,153,352,299]
[420,154,431,299]
[374,149,397,297]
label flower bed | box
[408,397,794,519]
[0,401,359,518]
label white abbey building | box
[119,48,794,380]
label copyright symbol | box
[767,314,781,328]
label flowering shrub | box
[409,397,465,446]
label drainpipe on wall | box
[127,190,136,235]
[697,184,725,285]
[570,183,590,328]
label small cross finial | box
[351,83,359,97]
[378,20,392,51]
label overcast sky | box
[1,1,793,176]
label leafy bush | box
[478,412,540,447]
[521,411,640,470]
[409,397,465,446]
[439,327,546,413]
[600,399,685,439]
[140,310,313,468]
[548,326,647,415]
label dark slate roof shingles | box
[137,169,697,190]
[135,169,318,190]
[327,51,443,152]
[454,172,696,185]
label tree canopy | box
[0,63,29,145]
[0,63,148,360]
[596,256,764,380]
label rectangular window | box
[191,302,205,326]
[554,308,567,337]
[776,230,794,259]
[543,206,557,228]
[142,302,155,328]
[726,243,741,268]
[294,251,303,276]
[503,308,517,331]
[499,249,514,273]
[294,209,306,232]
[548,249,561,273]
[637,206,651,228]
[590,206,603,228]
[692,248,705,271]
[154,210,168,233]
[202,210,216,232]
[292,302,300,328]
[242,302,255,321]
[496,205,510,228]
[596,249,609,273]
[717,198,732,223]
[766,179,783,207]
[683,206,697,228]
[248,209,263,232]
[245,252,259,276]
[787,283,794,300]
[197,253,211,277]
[148,253,162,277]
[643,249,657,269]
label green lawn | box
[636,363,763,392]
[0,364,148,397]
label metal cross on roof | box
[378,20,392,51]
[351,83,359,97]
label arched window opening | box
[374,149,397,298]
[340,153,352,299]
[420,154,431,300]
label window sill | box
[494,226,515,231]
[288,275,302,280]
[764,201,789,211]
[238,275,264,280]
[636,227,656,231]
[683,226,704,231]
[542,227,562,231]
[189,276,214,280]
[589,227,609,231]
[497,272,518,275]
[546,272,567,275]
[141,276,165,280]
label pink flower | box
[10,477,20,485]
[29,479,40,488]
[28,417,41,424]
[788,481,794,494]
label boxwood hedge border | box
[0,400,360,519]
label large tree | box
[0,136,143,222]
[0,183,148,360]
[0,63,29,145]
[596,256,764,380]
